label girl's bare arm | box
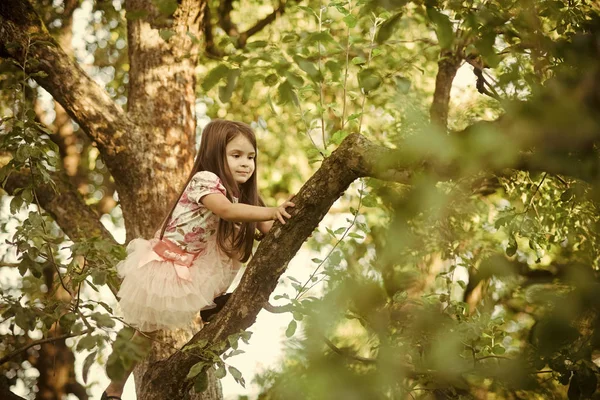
[202,194,294,224]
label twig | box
[296,180,365,299]
[323,336,377,364]
[29,161,71,296]
[0,328,93,365]
[262,302,294,313]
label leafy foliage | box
[1,0,600,398]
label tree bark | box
[123,0,205,240]
[430,49,462,129]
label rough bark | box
[2,1,600,399]
[138,133,420,398]
[430,49,462,129]
[0,0,137,178]
[123,0,204,240]
[2,169,115,244]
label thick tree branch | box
[138,112,600,396]
[2,168,116,244]
[0,0,139,184]
[430,50,463,129]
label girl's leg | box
[103,330,153,397]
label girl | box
[101,119,294,400]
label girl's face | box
[225,134,256,184]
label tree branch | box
[323,336,377,364]
[2,168,116,245]
[138,116,600,396]
[238,0,297,48]
[0,328,93,366]
[0,0,142,209]
[429,49,463,129]
[217,0,238,36]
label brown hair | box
[158,119,263,262]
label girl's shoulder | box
[185,170,227,203]
[190,171,225,191]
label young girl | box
[101,119,294,400]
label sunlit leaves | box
[375,12,403,44]
[426,6,454,49]
[201,64,230,92]
[357,68,382,92]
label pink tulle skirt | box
[116,238,240,331]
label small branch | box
[202,4,223,58]
[217,0,239,36]
[0,328,93,366]
[323,336,377,364]
[263,302,294,313]
[238,0,300,47]
[475,355,512,362]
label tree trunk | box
[430,49,462,129]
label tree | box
[1,0,600,399]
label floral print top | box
[161,171,236,254]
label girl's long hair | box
[158,119,262,262]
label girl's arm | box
[202,194,294,224]
[257,220,273,234]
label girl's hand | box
[272,199,295,224]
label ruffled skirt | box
[116,238,240,331]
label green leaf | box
[186,361,206,380]
[246,40,268,49]
[343,14,357,28]
[427,7,454,49]
[357,68,382,92]
[286,320,297,337]
[219,69,240,103]
[214,364,227,379]
[82,351,97,383]
[351,56,367,65]
[376,12,403,44]
[475,31,500,68]
[264,73,279,87]
[228,366,243,380]
[395,76,411,94]
[91,312,116,328]
[59,312,77,330]
[506,237,518,257]
[193,370,209,393]
[284,71,304,87]
[492,345,505,355]
[106,353,126,380]
[277,81,299,107]
[77,334,97,351]
[159,29,176,42]
[293,56,321,81]
[228,334,239,350]
[153,0,178,15]
[201,64,230,92]
[241,79,256,104]
[560,188,574,202]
